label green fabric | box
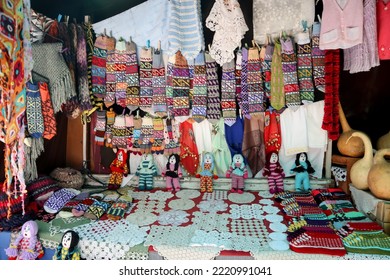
[270,41,285,110]
[212,118,232,177]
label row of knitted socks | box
[247,46,265,116]
[125,41,140,110]
[139,47,153,113]
[296,32,315,104]
[205,52,221,123]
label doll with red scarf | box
[263,151,285,194]
[108,149,129,190]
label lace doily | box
[228,192,256,204]
[153,245,221,260]
[206,0,249,65]
[265,214,284,223]
[258,191,274,198]
[136,200,166,213]
[198,199,228,213]
[331,166,347,186]
[263,205,280,214]
[144,225,196,247]
[231,234,271,253]
[176,189,201,199]
[191,230,233,248]
[168,199,196,211]
[148,190,174,201]
[230,219,270,239]
[269,232,288,241]
[126,210,158,226]
[202,190,228,200]
[259,198,274,205]
[157,210,190,226]
[229,204,264,219]
[268,240,290,251]
[127,190,149,201]
[192,211,229,231]
[269,222,288,232]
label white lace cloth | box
[153,245,221,260]
[73,220,148,260]
[198,199,228,213]
[230,219,270,239]
[202,190,228,200]
[229,204,264,219]
[206,0,249,65]
[168,198,196,210]
[144,225,196,247]
[265,214,284,223]
[128,190,149,201]
[157,210,190,226]
[258,191,274,198]
[263,205,280,214]
[148,190,174,201]
[228,192,256,204]
[176,189,201,199]
[259,198,274,205]
[136,200,166,213]
[192,211,230,231]
[126,210,158,226]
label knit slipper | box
[106,202,130,221]
[84,200,110,220]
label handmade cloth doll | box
[53,230,81,260]
[108,149,129,190]
[5,220,44,260]
[196,152,218,193]
[290,152,315,191]
[225,153,248,194]
[136,153,157,191]
[263,151,285,194]
[162,153,183,192]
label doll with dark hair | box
[53,230,81,260]
[162,153,183,192]
[263,151,285,194]
[290,152,315,192]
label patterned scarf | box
[262,44,274,101]
[297,32,315,103]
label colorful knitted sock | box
[221,59,237,126]
[139,47,153,112]
[125,114,134,150]
[84,200,110,220]
[91,36,108,99]
[104,48,117,108]
[130,117,142,155]
[297,32,315,104]
[281,36,301,109]
[38,82,57,140]
[205,52,221,123]
[26,81,44,138]
[72,197,95,217]
[270,41,285,110]
[192,51,208,123]
[247,47,265,116]
[152,50,167,115]
[125,41,140,110]
[112,40,129,108]
[139,116,154,154]
[94,110,106,146]
[240,47,250,118]
[262,44,274,101]
[311,22,326,93]
[166,55,175,115]
[172,50,190,117]
[235,50,243,112]
[188,60,195,107]
[76,24,91,110]
[106,202,130,221]
[163,117,180,155]
[105,108,116,148]
[111,115,128,150]
[151,118,165,154]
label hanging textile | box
[311,22,326,93]
[225,117,244,158]
[125,41,140,110]
[192,51,208,123]
[240,47,250,118]
[166,55,175,116]
[39,82,57,140]
[139,47,153,112]
[296,31,315,103]
[211,118,232,177]
[76,24,92,110]
[261,44,274,102]
[205,52,221,122]
[235,49,243,113]
[377,0,390,60]
[151,118,165,154]
[94,110,106,146]
[221,59,237,125]
[139,116,154,154]
[247,47,265,116]
[270,41,285,110]
[152,49,167,115]
[179,119,199,176]
[264,110,282,154]
[26,82,44,138]
[171,51,191,117]
[164,117,180,156]
[111,115,128,150]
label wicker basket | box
[50,167,84,190]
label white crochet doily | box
[268,240,290,251]
[168,199,196,211]
[153,245,222,260]
[269,222,288,232]
[157,210,190,226]
[269,232,288,241]
[263,205,280,214]
[202,190,228,201]
[259,198,274,205]
[191,230,233,248]
[228,192,256,204]
[144,225,196,247]
[258,191,274,198]
[176,189,201,199]
[230,219,270,239]
[127,190,149,201]
[231,234,271,253]
[265,214,284,223]
[192,211,229,231]
[148,190,174,201]
[198,199,228,213]
[126,210,158,226]
[229,204,264,219]
[136,200,166,213]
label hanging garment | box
[76,24,91,110]
[311,22,326,93]
[164,117,181,156]
[247,47,265,116]
[242,114,266,177]
[211,118,232,177]
[166,55,175,116]
[296,31,315,103]
[91,36,112,100]
[179,119,199,176]
[205,52,221,122]
[192,51,208,123]
[139,47,153,113]
[125,41,140,110]
[264,110,282,154]
[262,44,274,101]
[225,116,245,158]
[130,116,142,155]
[139,116,154,154]
[104,108,116,149]
[206,0,248,65]
[253,0,315,44]
[38,82,57,140]
[270,41,285,110]
[240,47,250,118]
[221,59,237,125]
[319,0,364,50]
[111,115,128,150]
[377,0,390,60]
[193,118,213,164]
[125,114,134,151]
[152,50,167,115]
[172,51,190,117]
[26,82,44,138]
[151,118,165,154]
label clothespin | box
[103,28,107,36]
[129,36,132,43]
[157,40,161,51]
[208,44,211,52]
[84,15,90,23]
[136,110,140,118]
[57,14,62,22]
[146,39,150,49]
[302,20,308,32]
[317,15,322,23]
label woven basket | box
[50,167,84,190]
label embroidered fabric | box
[157,210,190,226]
[136,200,166,213]
[126,210,158,226]
[202,190,228,200]
[168,199,196,211]
[229,204,264,219]
[176,189,201,199]
[198,199,228,213]
[148,190,174,201]
[228,192,256,204]
[269,232,288,241]
[205,0,249,65]
[253,0,315,44]
[192,211,230,231]
[269,240,290,251]
[153,245,221,260]
[231,234,271,253]
[144,225,196,247]
[230,219,270,239]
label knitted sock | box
[111,115,128,150]
[240,47,250,118]
[152,50,167,115]
[166,55,175,115]
[247,47,265,116]
[72,198,95,217]
[270,41,285,110]
[188,60,195,107]
[76,24,91,110]
[297,32,315,104]
[104,48,117,107]
[221,59,237,126]
[112,40,129,108]
[281,36,301,109]
[192,51,208,123]
[205,52,221,123]
[130,117,142,155]
[94,110,106,146]
[91,35,108,99]
[262,44,274,101]
[26,82,44,138]
[235,50,243,112]
[125,41,140,110]
[125,114,134,151]
[106,202,130,221]
[164,117,181,156]
[84,200,110,220]
[139,47,153,112]
[105,108,116,148]
[139,116,154,154]
[151,118,165,154]
[172,50,190,117]
[311,22,326,93]
[38,82,57,140]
